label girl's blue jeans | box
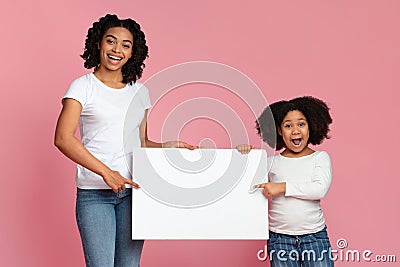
[76,188,144,267]
[267,228,334,267]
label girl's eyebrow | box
[282,118,307,123]
[105,34,133,45]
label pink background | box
[1,0,399,266]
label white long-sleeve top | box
[268,151,332,235]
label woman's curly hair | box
[80,14,149,84]
[256,96,333,150]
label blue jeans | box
[76,188,144,267]
[267,228,334,267]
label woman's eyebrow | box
[105,34,133,44]
[105,34,117,39]
[122,39,133,44]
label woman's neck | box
[94,67,126,89]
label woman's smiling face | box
[98,27,133,72]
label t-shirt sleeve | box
[285,151,332,200]
[137,82,152,110]
[62,77,88,108]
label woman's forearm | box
[55,135,110,177]
[143,139,163,148]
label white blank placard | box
[132,148,268,240]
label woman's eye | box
[106,39,115,44]
[123,44,131,49]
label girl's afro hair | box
[256,96,333,150]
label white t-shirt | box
[268,151,332,235]
[63,73,152,189]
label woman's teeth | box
[108,55,122,61]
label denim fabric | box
[76,188,144,267]
[267,228,334,267]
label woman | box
[54,14,196,266]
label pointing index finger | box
[126,179,140,189]
[254,183,267,189]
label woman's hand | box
[236,144,254,154]
[162,141,198,150]
[254,182,286,198]
[101,169,140,193]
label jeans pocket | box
[310,229,330,242]
[268,231,282,245]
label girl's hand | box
[254,182,286,198]
[102,169,140,193]
[163,141,198,150]
[236,144,254,154]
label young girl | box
[237,96,334,266]
[54,14,196,266]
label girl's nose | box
[292,126,300,134]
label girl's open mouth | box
[291,138,302,146]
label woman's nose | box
[112,43,121,52]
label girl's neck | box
[94,67,126,89]
[280,146,315,158]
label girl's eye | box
[106,39,115,44]
[284,124,291,128]
[122,44,131,49]
[299,123,305,127]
